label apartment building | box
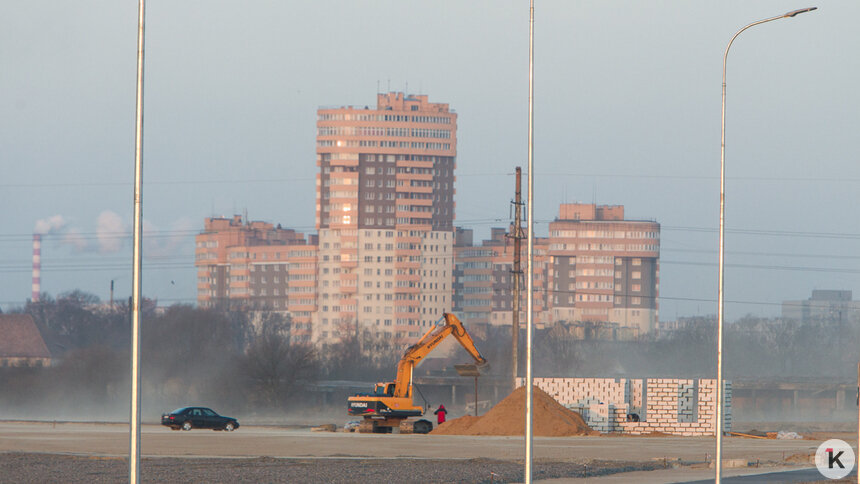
[315,92,457,342]
[453,203,660,337]
[548,203,660,335]
[453,227,551,327]
[194,215,317,342]
[782,289,860,324]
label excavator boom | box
[392,313,487,398]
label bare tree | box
[240,326,318,409]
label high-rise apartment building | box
[315,93,457,342]
[548,203,660,335]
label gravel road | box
[0,453,660,484]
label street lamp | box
[716,7,816,482]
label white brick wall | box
[517,377,731,436]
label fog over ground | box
[2,293,855,425]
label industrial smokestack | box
[32,234,41,302]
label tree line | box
[0,291,401,420]
[2,291,856,420]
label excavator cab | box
[373,383,395,396]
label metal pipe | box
[524,0,535,482]
[717,8,815,482]
[129,0,145,482]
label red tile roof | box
[0,314,51,359]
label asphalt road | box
[0,421,826,462]
[681,468,857,483]
[0,421,850,483]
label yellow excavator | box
[347,312,488,434]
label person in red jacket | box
[434,404,448,425]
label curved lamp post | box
[716,7,816,482]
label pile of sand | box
[432,386,594,437]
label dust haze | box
[2,291,857,426]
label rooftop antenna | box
[387,78,390,92]
[377,79,380,94]
[405,81,409,95]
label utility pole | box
[508,167,525,390]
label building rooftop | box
[0,314,51,359]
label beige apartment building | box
[453,203,660,337]
[548,203,660,336]
[315,92,457,343]
[195,215,317,342]
[453,227,551,327]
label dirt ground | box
[0,421,853,483]
[0,454,664,484]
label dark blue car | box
[161,406,239,431]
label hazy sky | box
[1,1,858,321]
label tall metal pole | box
[129,0,146,482]
[511,167,523,390]
[524,0,535,482]
[716,8,815,482]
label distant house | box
[0,314,51,367]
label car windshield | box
[202,409,217,417]
[170,407,190,414]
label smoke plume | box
[34,215,66,235]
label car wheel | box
[182,421,192,431]
[224,421,235,432]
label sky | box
[1,1,858,322]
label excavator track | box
[357,420,376,434]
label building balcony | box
[394,260,420,270]
[397,160,434,169]
[396,173,433,182]
[395,185,433,194]
[396,198,433,207]
[396,234,422,243]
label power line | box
[7,171,860,190]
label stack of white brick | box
[516,377,731,436]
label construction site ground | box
[0,421,853,483]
